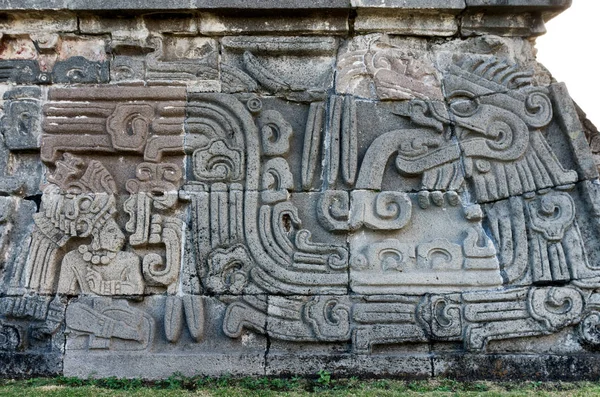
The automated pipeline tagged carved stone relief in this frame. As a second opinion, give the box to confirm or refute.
[0,7,599,379]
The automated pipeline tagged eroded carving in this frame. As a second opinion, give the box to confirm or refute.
[337,35,443,100]
[52,56,109,84]
[0,25,598,379]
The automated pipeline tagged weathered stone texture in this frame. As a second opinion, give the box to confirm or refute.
[3,0,600,381]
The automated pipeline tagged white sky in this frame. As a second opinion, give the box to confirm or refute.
[536,0,600,126]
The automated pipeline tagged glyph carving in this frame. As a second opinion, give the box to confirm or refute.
[485,188,595,286]
[318,190,412,231]
[52,56,109,84]
[0,60,50,84]
[125,162,184,293]
[163,295,204,343]
[106,104,155,152]
[1,86,41,150]
[463,286,583,351]
[206,244,254,294]
[42,86,186,163]
[257,110,292,156]
[260,158,293,203]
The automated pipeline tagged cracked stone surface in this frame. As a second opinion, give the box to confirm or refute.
[3,0,600,381]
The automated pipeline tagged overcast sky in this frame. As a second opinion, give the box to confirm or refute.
[536,0,599,126]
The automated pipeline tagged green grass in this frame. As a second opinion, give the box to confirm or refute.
[2,375,600,396]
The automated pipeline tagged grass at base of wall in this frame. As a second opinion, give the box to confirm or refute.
[1,374,600,396]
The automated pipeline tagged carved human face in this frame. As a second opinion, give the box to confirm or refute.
[98,218,125,252]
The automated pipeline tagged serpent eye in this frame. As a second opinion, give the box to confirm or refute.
[449,92,479,117]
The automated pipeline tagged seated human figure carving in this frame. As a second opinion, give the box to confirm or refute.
[57,214,143,296]
[30,153,145,296]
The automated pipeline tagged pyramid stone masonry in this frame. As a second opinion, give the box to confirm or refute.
[2,0,600,380]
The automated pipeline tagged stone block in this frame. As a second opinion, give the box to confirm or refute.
[0,90,43,195]
[63,295,267,378]
[52,57,110,84]
[433,353,600,381]
[465,0,571,11]
[351,0,465,10]
[193,0,351,9]
[348,192,501,295]
[266,348,432,378]
[56,36,108,62]
[0,0,572,12]
[549,83,599,181]
[483,184,600,287]
[79,15,149,42]
[220,48,334,98]
[142,13,198,34]
[0,352,63,378]
[111,56,146,82]
[460,11,546,37]
[199,12,348,35]
[0,11,76,34]
[0,60,50,84]
[1,86,41,150]
[0,294,66,377]
[354,10,459,36]
[430,35,549,85]
[110,36,218,86]
[0,197,37,292]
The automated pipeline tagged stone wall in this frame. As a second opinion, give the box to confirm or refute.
[3,0,600,380]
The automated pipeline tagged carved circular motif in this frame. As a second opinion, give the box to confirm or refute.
[246,97,263,113]
[475,159,491,173]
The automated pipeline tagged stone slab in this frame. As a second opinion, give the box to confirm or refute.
[460,11,547,37]
[266,351,432,378]
[0,0,571,13]
[0,0,351,10]
[351,0,465,10]
[63,296,267,378]
[0,352,63,378]
[433,353,600,381]
[0,11,76,33]
[466,0,571,10]
[354,10,458,36]
[199,12,348,35]
[64,352,266,378]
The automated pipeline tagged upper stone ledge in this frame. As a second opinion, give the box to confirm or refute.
[0,0,570,13]
[0,0,349,11]
[351,0,465,11]
[465,0,572,20]
[466,0,571,10]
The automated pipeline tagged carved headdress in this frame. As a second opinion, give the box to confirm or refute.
[448,56,535,92]
[444,56,553,129]
[39,153,118,244]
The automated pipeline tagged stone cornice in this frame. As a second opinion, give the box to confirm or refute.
[0,0,571,37]
[0,0,570,13]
